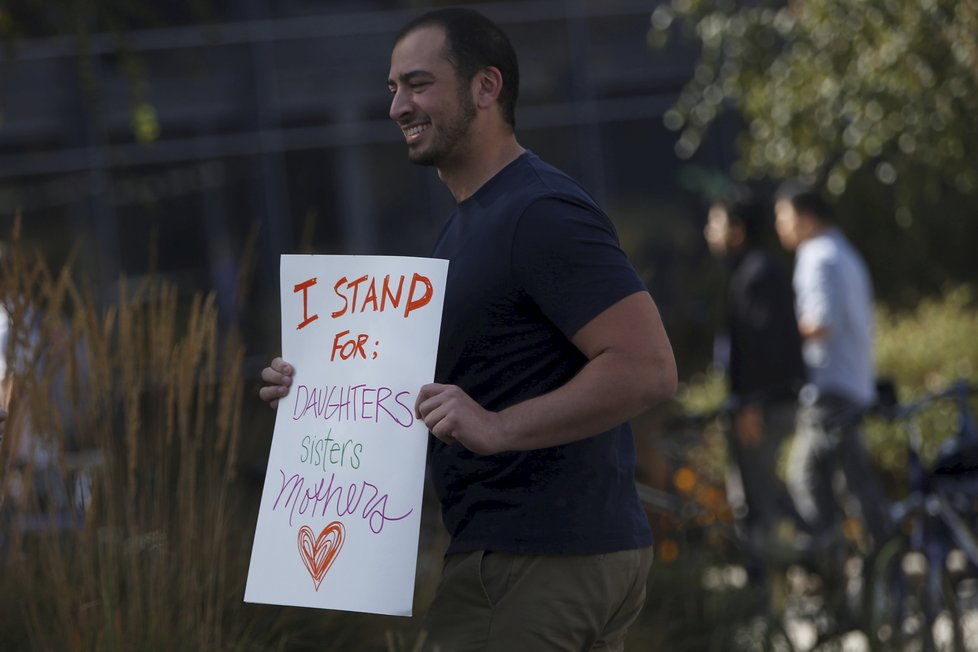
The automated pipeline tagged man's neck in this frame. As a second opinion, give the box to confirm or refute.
[798,219,831,245]
[437,135,525,203]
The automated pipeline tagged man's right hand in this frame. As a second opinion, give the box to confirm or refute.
[259,357,294,409]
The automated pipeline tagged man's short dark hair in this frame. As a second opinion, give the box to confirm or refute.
[714,185,769,244]
[396,8,519,129]
[775,179,832,222]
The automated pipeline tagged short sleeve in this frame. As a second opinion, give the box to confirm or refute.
[510,197,646,338]
[795,252,835,330]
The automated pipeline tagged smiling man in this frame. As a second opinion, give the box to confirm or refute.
[261,8,676,650]
[388,33,479,169]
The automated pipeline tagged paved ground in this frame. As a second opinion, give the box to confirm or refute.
[703,556,978,651]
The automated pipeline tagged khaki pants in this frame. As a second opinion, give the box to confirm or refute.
[420,546,653,652]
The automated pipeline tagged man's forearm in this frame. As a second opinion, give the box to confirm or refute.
[495,345,676,452]
[798,317,830,340]
[416,292,677,456]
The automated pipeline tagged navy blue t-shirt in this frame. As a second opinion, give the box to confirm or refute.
[430,151,653,555]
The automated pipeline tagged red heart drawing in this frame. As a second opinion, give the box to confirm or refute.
[297,521,346,591]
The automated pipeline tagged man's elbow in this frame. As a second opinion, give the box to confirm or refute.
[798,317,830,341]
[639,352,678,406]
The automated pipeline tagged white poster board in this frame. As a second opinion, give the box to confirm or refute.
[245,254,448,616]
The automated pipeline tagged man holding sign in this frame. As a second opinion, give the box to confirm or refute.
[261,8,676,650]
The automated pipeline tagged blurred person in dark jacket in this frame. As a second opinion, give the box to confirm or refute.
[705,186,806,566]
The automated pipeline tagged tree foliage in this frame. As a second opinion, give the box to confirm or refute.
[650,0,978,201]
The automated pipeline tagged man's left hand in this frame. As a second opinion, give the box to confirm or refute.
[415,384,506,455]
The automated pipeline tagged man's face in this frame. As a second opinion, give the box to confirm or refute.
[774,199,800,251]
[388,26,477,167]
[704,204,733,256]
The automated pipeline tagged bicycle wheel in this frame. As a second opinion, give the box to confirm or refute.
[863,534,967,652]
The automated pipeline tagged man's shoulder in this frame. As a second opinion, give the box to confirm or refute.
[798,232,841,265]
[742,248,786,271]
[737,248,791,286]
[509,151,598,207]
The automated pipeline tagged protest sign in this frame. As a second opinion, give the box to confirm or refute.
[245,254,448,616]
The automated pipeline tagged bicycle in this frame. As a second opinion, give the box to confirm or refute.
[860,379,978,652]
[641,383,949,650]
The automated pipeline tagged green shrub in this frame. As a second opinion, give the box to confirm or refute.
[867,285,978,479]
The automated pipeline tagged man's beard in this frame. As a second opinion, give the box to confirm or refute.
[409,86,477,167]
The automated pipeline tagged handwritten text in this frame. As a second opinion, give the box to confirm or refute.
[291,383,415,428]
[300,431,363,470]
[273,470,413,534]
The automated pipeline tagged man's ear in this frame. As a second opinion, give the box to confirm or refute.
[474,66,504,109]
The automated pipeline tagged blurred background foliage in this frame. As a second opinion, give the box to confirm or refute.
[867,285,978,477]
[652,286,978,651]
[650,0,978,197]
[650,0,978,305]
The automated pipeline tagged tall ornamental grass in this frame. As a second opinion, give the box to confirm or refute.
[0,229,444,652]
[0,227,249,650]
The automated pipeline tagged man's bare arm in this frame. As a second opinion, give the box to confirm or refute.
[416,291,677,455]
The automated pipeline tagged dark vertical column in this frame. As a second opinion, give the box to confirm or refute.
[243,0,293,347]
[335,106,375,254]
[64,45,120,305]
[197,157,238,328]
[566,0,606,201]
